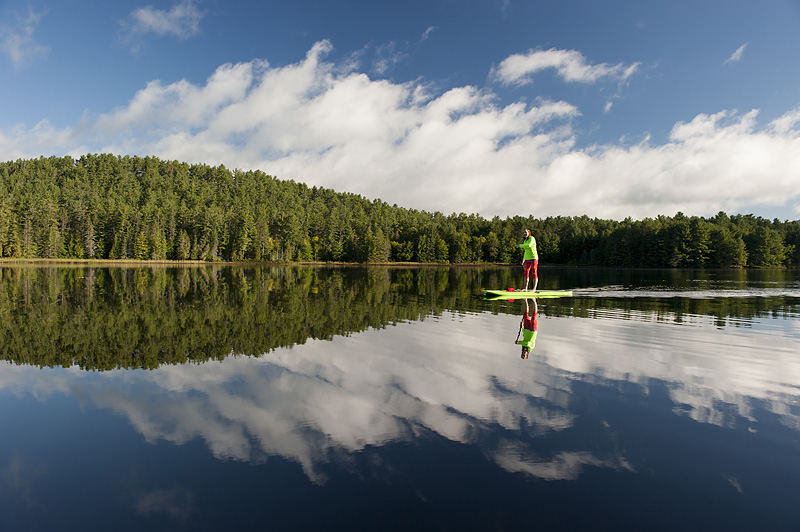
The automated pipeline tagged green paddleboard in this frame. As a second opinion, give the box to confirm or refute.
[482,289,573,299]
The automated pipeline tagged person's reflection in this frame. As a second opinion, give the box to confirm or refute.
[516,298,538,359]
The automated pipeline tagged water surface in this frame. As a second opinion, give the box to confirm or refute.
[1,265,799,531]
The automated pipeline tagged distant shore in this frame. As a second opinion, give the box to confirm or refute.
[0,258,505,268]
[2,259,790,270]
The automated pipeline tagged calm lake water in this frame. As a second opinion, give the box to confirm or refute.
[1,265,799,531]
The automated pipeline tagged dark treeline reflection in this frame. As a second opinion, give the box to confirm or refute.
[2,265,499,371]
[1,265,797,371]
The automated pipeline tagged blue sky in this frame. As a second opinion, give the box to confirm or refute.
[2,0,800,220]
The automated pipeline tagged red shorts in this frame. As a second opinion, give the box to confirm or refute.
[522,259,538,279]
[522,311,538,331]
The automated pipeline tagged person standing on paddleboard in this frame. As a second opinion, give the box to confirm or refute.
[519,228,538,291]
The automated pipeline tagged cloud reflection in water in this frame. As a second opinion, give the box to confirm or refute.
[1,307,798,484]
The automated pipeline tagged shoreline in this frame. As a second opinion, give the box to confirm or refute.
[0,258,788,270]
[0,258,503,268]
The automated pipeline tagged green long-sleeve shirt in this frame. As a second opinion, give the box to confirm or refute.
[519,236,538,261]
[515,328,538,349]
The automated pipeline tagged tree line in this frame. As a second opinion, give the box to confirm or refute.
[1,154,798,267]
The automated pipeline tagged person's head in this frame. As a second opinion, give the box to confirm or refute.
[522,228,531,238]
[521,346,530,359]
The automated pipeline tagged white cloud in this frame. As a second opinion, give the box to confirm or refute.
[372,41,406,75]
[125,0,204,41]
[724,43,748,64]
[492,47,640,86]
[2,41,800,220]
[420,26,437,42]
[0,8,49,69]
[95,60,256,133]
[371,26,438,75]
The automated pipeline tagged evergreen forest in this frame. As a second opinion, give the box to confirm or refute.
[1,154,798,268]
